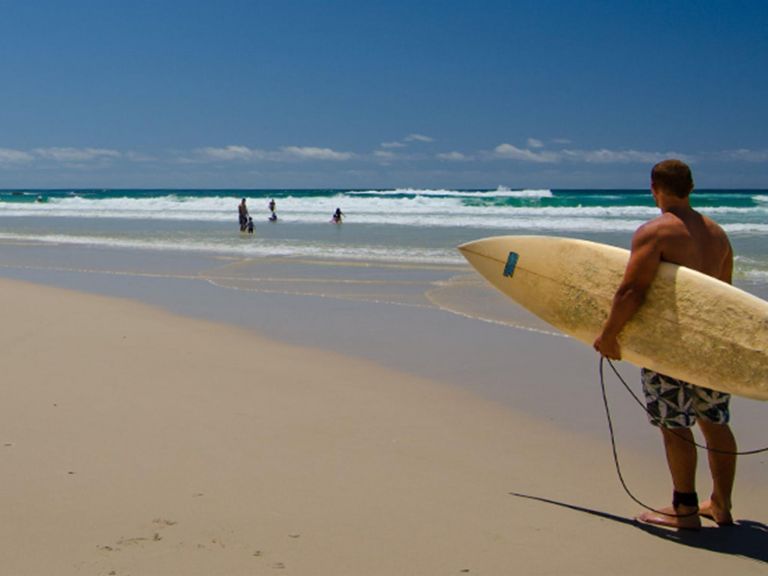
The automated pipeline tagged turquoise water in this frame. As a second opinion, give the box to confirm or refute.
[0,187,766,295]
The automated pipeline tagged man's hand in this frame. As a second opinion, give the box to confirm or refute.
[593,332,622,360]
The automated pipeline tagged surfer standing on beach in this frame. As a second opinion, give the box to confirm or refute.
[593,159,737,530]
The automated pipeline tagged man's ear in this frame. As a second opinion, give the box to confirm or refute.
[650,184,663,206]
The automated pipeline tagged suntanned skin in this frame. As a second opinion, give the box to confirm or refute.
[594,182,737,529]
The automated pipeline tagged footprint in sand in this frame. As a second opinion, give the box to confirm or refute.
[116,536,150,547]
[152,518,178,527]
[106,519,177,550]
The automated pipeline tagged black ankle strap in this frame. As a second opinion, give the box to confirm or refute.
[673,490,699,509]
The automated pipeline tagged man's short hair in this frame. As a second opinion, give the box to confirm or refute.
[651,159,694,198]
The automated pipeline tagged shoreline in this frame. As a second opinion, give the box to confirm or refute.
[0,243,765,442]
[2,249,767,573]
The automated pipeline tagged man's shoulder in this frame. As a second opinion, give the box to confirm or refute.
[641,211,697,235]
[632,213,690,253]
[635,213,675,237]
[700,212,729,236]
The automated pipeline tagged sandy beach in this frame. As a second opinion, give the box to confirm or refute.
[2,0,767,572]
[1,261,767,575]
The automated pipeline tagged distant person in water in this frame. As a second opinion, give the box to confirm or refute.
[332,207,344,224]
[268,199,278,221]
[238,198,249,231]
[247,216,254,234]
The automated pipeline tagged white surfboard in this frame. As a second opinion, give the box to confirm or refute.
[458,235,768,401]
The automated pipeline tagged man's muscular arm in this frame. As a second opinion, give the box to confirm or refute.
[593,223,662,359]
[720,241,733,285]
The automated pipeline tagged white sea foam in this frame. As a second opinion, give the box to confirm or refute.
[2,193,764,234]
[0,231,464,264]
[0,194,651,224]
[0,196,762,250]
[743,269,768,282]
[722,223,768,234]
[1,190,767,272]
[347,186,554,198]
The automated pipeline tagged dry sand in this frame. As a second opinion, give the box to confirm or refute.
[1,278,766,575]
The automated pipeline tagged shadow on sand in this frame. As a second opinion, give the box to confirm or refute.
[510,492,768,564]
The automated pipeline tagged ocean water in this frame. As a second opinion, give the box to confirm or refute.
[1,187,766,297]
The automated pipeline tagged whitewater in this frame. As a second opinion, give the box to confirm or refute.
[0,187,766,293]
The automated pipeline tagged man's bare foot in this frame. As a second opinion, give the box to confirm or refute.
[636,506,701,530]
[698,499,734,526]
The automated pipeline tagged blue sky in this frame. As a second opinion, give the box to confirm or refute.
[0,0,766,188]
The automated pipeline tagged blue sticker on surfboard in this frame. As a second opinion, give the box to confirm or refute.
[503,252,519,278]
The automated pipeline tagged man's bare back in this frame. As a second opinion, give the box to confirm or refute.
[640,207,733,283]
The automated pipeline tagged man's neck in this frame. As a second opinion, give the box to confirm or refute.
[657,194,693,215]
[661,203,693,215]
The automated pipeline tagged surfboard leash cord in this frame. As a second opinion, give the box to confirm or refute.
[598,357,768,519]
[600,357,768,456]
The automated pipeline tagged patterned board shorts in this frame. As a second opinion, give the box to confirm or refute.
[641,369,731,429]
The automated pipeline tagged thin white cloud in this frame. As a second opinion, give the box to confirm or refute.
[437,151,471,161]
[280,146,353,161]
[124,151,156,162]
[494,143,559,163]
[2,142,719,174]
[33,147,121,162]
[379,134,435,151]
[717,148,768,163]
[0,148,34,164]
[373,150,397,165]
[195,145,353,162]
[561,148,681,164]
[198,145,267,161]
[404,133,434,143]
[380,141,407,149]
[493,143,689,165]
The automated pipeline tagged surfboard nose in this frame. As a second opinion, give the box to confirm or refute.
[457,237,495,259]
[456,240,477,256]
[459,235,545,266]
[458,239,491,269]
[459,235,523,259]
[459,237,522,279]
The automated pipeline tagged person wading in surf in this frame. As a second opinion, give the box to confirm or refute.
[238,198,249,232]
[593,159,737,530]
